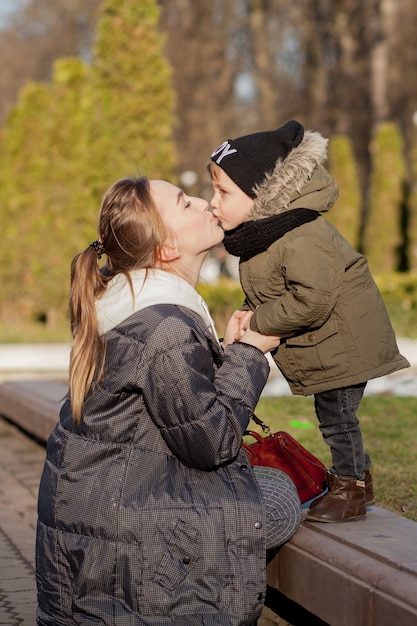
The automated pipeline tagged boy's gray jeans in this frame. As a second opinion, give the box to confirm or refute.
[314,382,371,480]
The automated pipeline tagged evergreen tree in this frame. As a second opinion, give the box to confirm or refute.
[408,138,417,272]
[0,59,90,323]
[327,135,361,248]
[364,123,406,274]
[32,58,92,325]
[84,0,176,204]
[0,0,176,325]
[0,81,51,319]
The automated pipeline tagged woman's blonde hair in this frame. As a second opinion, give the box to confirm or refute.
[69,176,167,422]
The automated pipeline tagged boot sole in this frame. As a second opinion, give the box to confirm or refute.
[305,514,367,523]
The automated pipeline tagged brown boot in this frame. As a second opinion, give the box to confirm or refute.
[310,469,375,508]
[365,469,375,505]
[305,473,367,523]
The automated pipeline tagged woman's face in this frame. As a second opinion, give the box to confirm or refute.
[150,180,224,259]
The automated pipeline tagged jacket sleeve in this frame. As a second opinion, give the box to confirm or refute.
[138,315,270,470]
[250,234,346,334]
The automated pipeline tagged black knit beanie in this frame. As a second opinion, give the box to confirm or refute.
[210,120,304,198]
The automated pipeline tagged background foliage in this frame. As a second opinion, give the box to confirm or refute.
[1,0,417,329]
[0,0,176,326]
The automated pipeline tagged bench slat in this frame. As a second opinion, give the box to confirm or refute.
[0,380,66,441]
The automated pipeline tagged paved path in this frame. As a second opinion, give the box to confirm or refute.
[0,417,43,625]
[0,344,70,382]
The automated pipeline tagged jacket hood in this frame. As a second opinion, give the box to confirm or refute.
[249,130,339,219]
[95,268,218,340]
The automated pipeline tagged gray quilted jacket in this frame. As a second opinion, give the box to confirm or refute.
[36,303,270,626]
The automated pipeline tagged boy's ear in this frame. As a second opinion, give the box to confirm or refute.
[158,243,180,263]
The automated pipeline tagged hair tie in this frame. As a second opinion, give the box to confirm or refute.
[90,240,106,260]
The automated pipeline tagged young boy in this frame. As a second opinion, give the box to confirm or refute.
[209,120,409,523]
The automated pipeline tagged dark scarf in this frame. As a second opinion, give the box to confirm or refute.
[223,209,320,261]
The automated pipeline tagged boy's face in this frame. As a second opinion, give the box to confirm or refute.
[210,166,254,231]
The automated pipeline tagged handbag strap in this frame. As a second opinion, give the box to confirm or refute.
[250,413,270,433]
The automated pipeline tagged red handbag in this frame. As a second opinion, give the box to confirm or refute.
[242,418,327,504]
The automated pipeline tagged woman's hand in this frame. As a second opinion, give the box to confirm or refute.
[239,326,282,354]
[223,309,283,354]
[223,310,253,346]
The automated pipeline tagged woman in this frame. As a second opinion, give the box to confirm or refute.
[35,177,301,625]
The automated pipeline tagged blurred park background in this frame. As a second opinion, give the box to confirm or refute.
[1,0,417,341]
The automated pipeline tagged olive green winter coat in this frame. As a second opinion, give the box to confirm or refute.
[233,131,409,395]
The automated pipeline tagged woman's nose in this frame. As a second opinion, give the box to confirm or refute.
[198,198,209,211]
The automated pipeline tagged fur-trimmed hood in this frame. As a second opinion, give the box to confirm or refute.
[249,130,339,219]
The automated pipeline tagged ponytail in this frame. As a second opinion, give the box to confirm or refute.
[68,176,167,423]
[69,245,108,423]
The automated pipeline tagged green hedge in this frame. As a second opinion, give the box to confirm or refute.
[375,273,417,338]
[1,273,417,343]
[197,280,245,337]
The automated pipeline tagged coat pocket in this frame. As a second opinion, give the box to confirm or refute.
[153,518,201,591]
[282,318,349,380]
[140,507,230,616]
[141,509,202,593]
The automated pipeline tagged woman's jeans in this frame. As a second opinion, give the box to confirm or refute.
[314,382,371,480]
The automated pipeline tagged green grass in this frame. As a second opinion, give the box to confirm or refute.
[247,395,417,522]
[0,320,72,344]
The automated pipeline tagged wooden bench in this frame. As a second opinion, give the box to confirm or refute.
[1,379,416,626]
[267,507,417,625]
[0,379,67,442]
